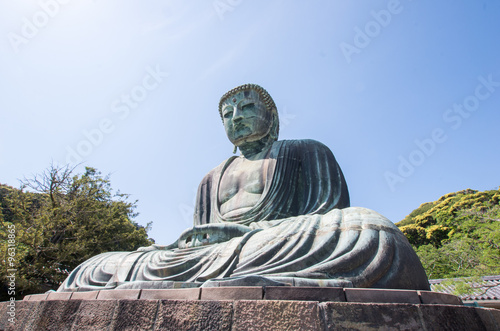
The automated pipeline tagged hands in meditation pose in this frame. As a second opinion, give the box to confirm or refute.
[58,84,430,292]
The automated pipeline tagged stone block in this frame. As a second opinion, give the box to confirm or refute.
[3,301,44,331]
[474,307,500,331]
[71,300,118,331]
[155,299,233,330]
[418,291,463,305]
[35,300,82,330]
[264,286,345,302]
[46,291,72,301]
[233,300,322,330]
[419,304,487,331]
[115,280,203,289]
[3,297,500,330]
[344,288,421,304]
[109,299,158,330]
[96,289,140,300]
[202,275,290,287]
[488,308,500,330]
[0,301,8,330]
[28,293,48,301]
[320,302,424,330]
[22,295,31,301]
[200,286,263,300]
[140,288,200,300]
[71,290,99,300]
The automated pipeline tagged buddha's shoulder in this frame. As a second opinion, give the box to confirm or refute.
[275,139,333,153]
[200,140,333,182]
[199,156,238,184]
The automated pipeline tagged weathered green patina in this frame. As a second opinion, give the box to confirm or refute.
[58,84,429,291]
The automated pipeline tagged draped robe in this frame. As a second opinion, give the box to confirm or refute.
[58,140,430,292]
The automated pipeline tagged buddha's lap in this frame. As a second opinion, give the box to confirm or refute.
[69,207,406,281]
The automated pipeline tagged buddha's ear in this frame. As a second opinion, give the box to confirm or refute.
[269,109,279,141]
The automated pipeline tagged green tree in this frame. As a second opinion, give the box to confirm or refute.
[0,165,154,300]
[397,188,500,279]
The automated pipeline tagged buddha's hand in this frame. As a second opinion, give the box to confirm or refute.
[178,223,252,248]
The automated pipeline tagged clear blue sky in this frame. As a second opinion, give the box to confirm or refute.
[1,0,499,245]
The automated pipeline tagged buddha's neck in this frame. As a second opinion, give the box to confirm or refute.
[238,136,274,160]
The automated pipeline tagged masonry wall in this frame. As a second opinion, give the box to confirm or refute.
[2,298,500,330]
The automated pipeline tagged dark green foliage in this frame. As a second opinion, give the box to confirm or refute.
[397,188,500,279]
[0,165,154,300]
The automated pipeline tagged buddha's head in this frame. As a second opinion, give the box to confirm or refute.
[219,84,279,147]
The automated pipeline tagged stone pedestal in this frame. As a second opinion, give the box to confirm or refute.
[2,287,499,330]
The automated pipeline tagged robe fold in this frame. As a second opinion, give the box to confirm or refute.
[58,140,430,292]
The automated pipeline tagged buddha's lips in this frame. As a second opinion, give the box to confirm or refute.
[233,123,249,132]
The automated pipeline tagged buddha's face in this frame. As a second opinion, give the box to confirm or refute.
[221,89,273,146]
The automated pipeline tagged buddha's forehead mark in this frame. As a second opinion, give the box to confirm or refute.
[228,90,258,105]
[225,91,248,107]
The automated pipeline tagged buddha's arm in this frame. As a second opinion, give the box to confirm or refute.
[137,223,253,251]
[177,223,253,248]
[137,240,178,252]
[248,218,290,230]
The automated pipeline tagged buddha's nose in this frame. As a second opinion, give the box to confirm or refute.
[233,108,244,122]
